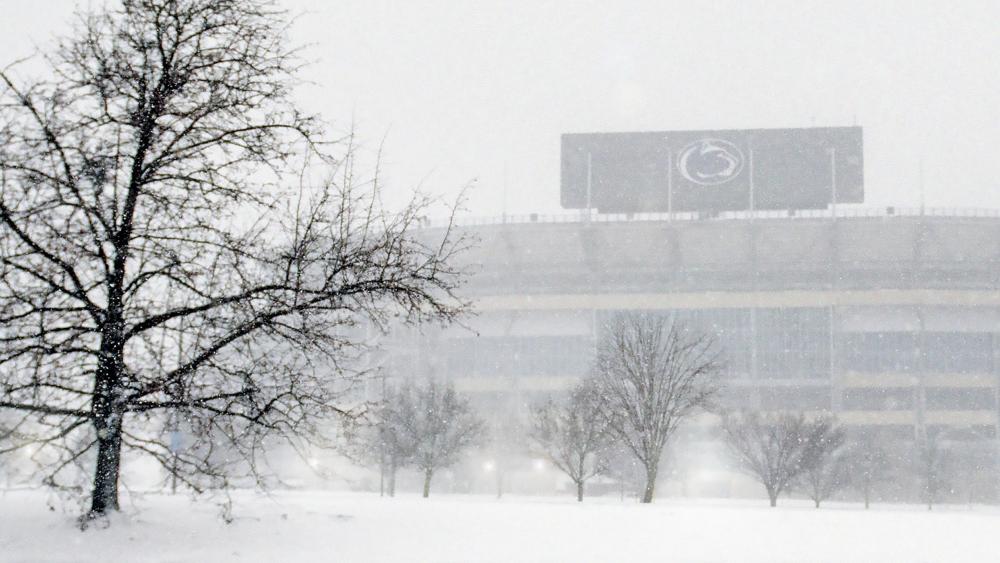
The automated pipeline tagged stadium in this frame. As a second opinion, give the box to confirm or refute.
[386,126,1000,497]
[414,208,1000,434]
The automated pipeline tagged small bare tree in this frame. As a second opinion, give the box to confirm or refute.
[400,379,485,498]
[723,412,842,507]
[797,422,846,508]
[952,439,995,507]
[343,384,416,497]
[915,432,951,510]
[593,314,721,503]
[844,431,892,509]
[530,379,612,502]
[489,407,525,500]
[604,445,646,502]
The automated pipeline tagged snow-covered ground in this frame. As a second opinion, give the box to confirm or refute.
[2,489,1000,562]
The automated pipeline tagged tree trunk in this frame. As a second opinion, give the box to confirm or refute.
[422,469,433,498]
[640,466,657,503]
[864,490,870,510]
[814,498,821,508]
[170,453,179,495]
[576,481,584,502]
[496,468,503,499]
[387,464,397,498]
[90,301,127,517]
[767,486,778,507]
[89,414,124,515]
[379,453,385,497]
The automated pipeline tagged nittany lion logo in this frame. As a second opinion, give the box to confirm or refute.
[677,139,745,186]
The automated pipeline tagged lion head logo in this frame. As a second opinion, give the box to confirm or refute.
[677,139,745,186]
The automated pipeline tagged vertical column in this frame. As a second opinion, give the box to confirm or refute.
[830,306,842,412]
[829,147,838,219]
[748,204,761,409]
[749,306,761,410]
[666,148,673,221]
[992,330,1000,496]
[584,152,593,222]
[748,148,755,220]
[829,204,842,415]
[590,306,599,378]
[914,307,927,441]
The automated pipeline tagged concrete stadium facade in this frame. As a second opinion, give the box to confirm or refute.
[396,208,1000,442]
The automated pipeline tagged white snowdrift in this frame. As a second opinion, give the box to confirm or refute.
[2,489,999,562]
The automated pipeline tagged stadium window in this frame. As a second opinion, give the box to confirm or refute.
[758,386,831,410]
[441,335,594,378]
[839,332,918,373]
[842,388,914,410]
[754,308,830,379]
[678,309,753,378]
[922,332,994,374]
[925,388,996,410]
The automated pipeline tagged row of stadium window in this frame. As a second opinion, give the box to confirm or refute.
[719,387,998,411]
[841,424,997,441]
[426,331,995,378]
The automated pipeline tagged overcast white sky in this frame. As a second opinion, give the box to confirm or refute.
[1,0,997,215]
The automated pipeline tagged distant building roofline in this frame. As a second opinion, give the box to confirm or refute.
[426,206,1000,229]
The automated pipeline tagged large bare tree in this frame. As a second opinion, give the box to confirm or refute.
[0,0,468,518]
[593,313,721,503]
[530,379,611,502]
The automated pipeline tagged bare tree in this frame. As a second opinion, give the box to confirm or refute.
[914,432,951,511]
[343,384,417,497]
[844,430,892,509]
[0,420,16,486]
[797,421,846,508]
[380,386,419,498]
[530,380,611,502]
[723,412,842,507]
[593,314,721,503]
[604,445,645,502]
[952,439,996,507]
[0,0,469,518]
[400,379,484,498]
[488,406,525,499]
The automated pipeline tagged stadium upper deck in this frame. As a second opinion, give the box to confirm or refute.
[398,208,1000,438]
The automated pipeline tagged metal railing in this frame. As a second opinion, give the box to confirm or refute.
[425,206,1000,229]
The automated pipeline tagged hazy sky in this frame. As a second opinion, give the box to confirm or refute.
[2,0,997,215]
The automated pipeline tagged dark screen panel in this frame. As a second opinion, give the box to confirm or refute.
[561,126,863,213]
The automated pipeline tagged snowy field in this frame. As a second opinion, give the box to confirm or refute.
[3,490,1000,562]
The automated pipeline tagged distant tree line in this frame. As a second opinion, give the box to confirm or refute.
[347,379,485,498]
[351,313,723,503]
[349,312,995,510]
[721,412,985,510]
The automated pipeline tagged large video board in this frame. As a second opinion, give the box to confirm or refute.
[561,127,863,213]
